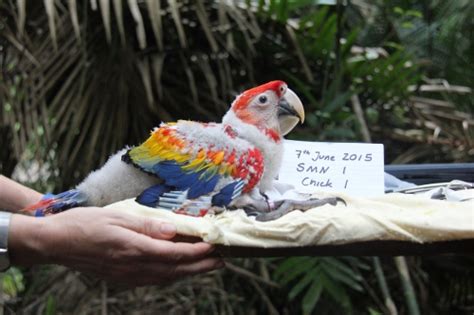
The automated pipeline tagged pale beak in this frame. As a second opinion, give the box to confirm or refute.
[278,88,305,136]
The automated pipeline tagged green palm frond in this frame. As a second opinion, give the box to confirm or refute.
[3,0,273,188]
[2,0,353,187]
[2,1,474,314]
[274,257,368,314]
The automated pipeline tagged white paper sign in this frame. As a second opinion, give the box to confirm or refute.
[278,140,385,196]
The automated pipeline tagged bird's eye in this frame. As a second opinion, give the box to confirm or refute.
[258,95,268,104]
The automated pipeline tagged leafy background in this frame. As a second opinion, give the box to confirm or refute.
[0,0,473,314]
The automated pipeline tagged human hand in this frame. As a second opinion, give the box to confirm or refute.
[9,207,223,286]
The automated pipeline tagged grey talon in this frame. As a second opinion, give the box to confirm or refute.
[336,197,347,206]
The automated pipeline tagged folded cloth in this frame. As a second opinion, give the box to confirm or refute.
[106,188,474,248]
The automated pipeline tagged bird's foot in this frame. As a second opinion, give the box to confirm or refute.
[229,193,272,216]
[229,192,346,221]
[255,197,346,222]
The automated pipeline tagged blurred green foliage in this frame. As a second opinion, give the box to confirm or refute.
[2,267,25,298]
[274,257,368,314]
[0,0,473,314]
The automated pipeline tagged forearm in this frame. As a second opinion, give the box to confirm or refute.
[0,175,43,211]
[8,214,50,266]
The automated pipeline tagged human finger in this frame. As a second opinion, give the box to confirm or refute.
[132,236,215,262]
[111,211,178,240]
[171,257,225,277]
[171,235,203,243]
[103,257,223,286]
[137,257,224,284]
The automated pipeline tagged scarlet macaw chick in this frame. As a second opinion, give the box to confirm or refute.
[24,81,343,221]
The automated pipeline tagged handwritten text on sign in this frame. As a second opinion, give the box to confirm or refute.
[278,140,385,196]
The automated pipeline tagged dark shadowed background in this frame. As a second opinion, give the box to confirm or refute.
[1,0,473,314]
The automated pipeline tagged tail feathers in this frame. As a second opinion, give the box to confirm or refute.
[150,180,245,217]
[157,190,212,217]
[136,184,171,208]
[22,189,88,216]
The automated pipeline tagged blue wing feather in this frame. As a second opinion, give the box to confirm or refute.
[187,174,219,199]
[124,122,256,213]
[211,181,244,207]
[136,184,172,207]
[152,160,222,199]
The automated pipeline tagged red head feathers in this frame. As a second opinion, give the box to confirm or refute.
[226,80,288,142]
[232,80,287,111]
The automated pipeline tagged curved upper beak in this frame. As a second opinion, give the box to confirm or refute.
[278,88,305,136]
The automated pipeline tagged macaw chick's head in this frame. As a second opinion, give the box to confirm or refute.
[226,80,305,138]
